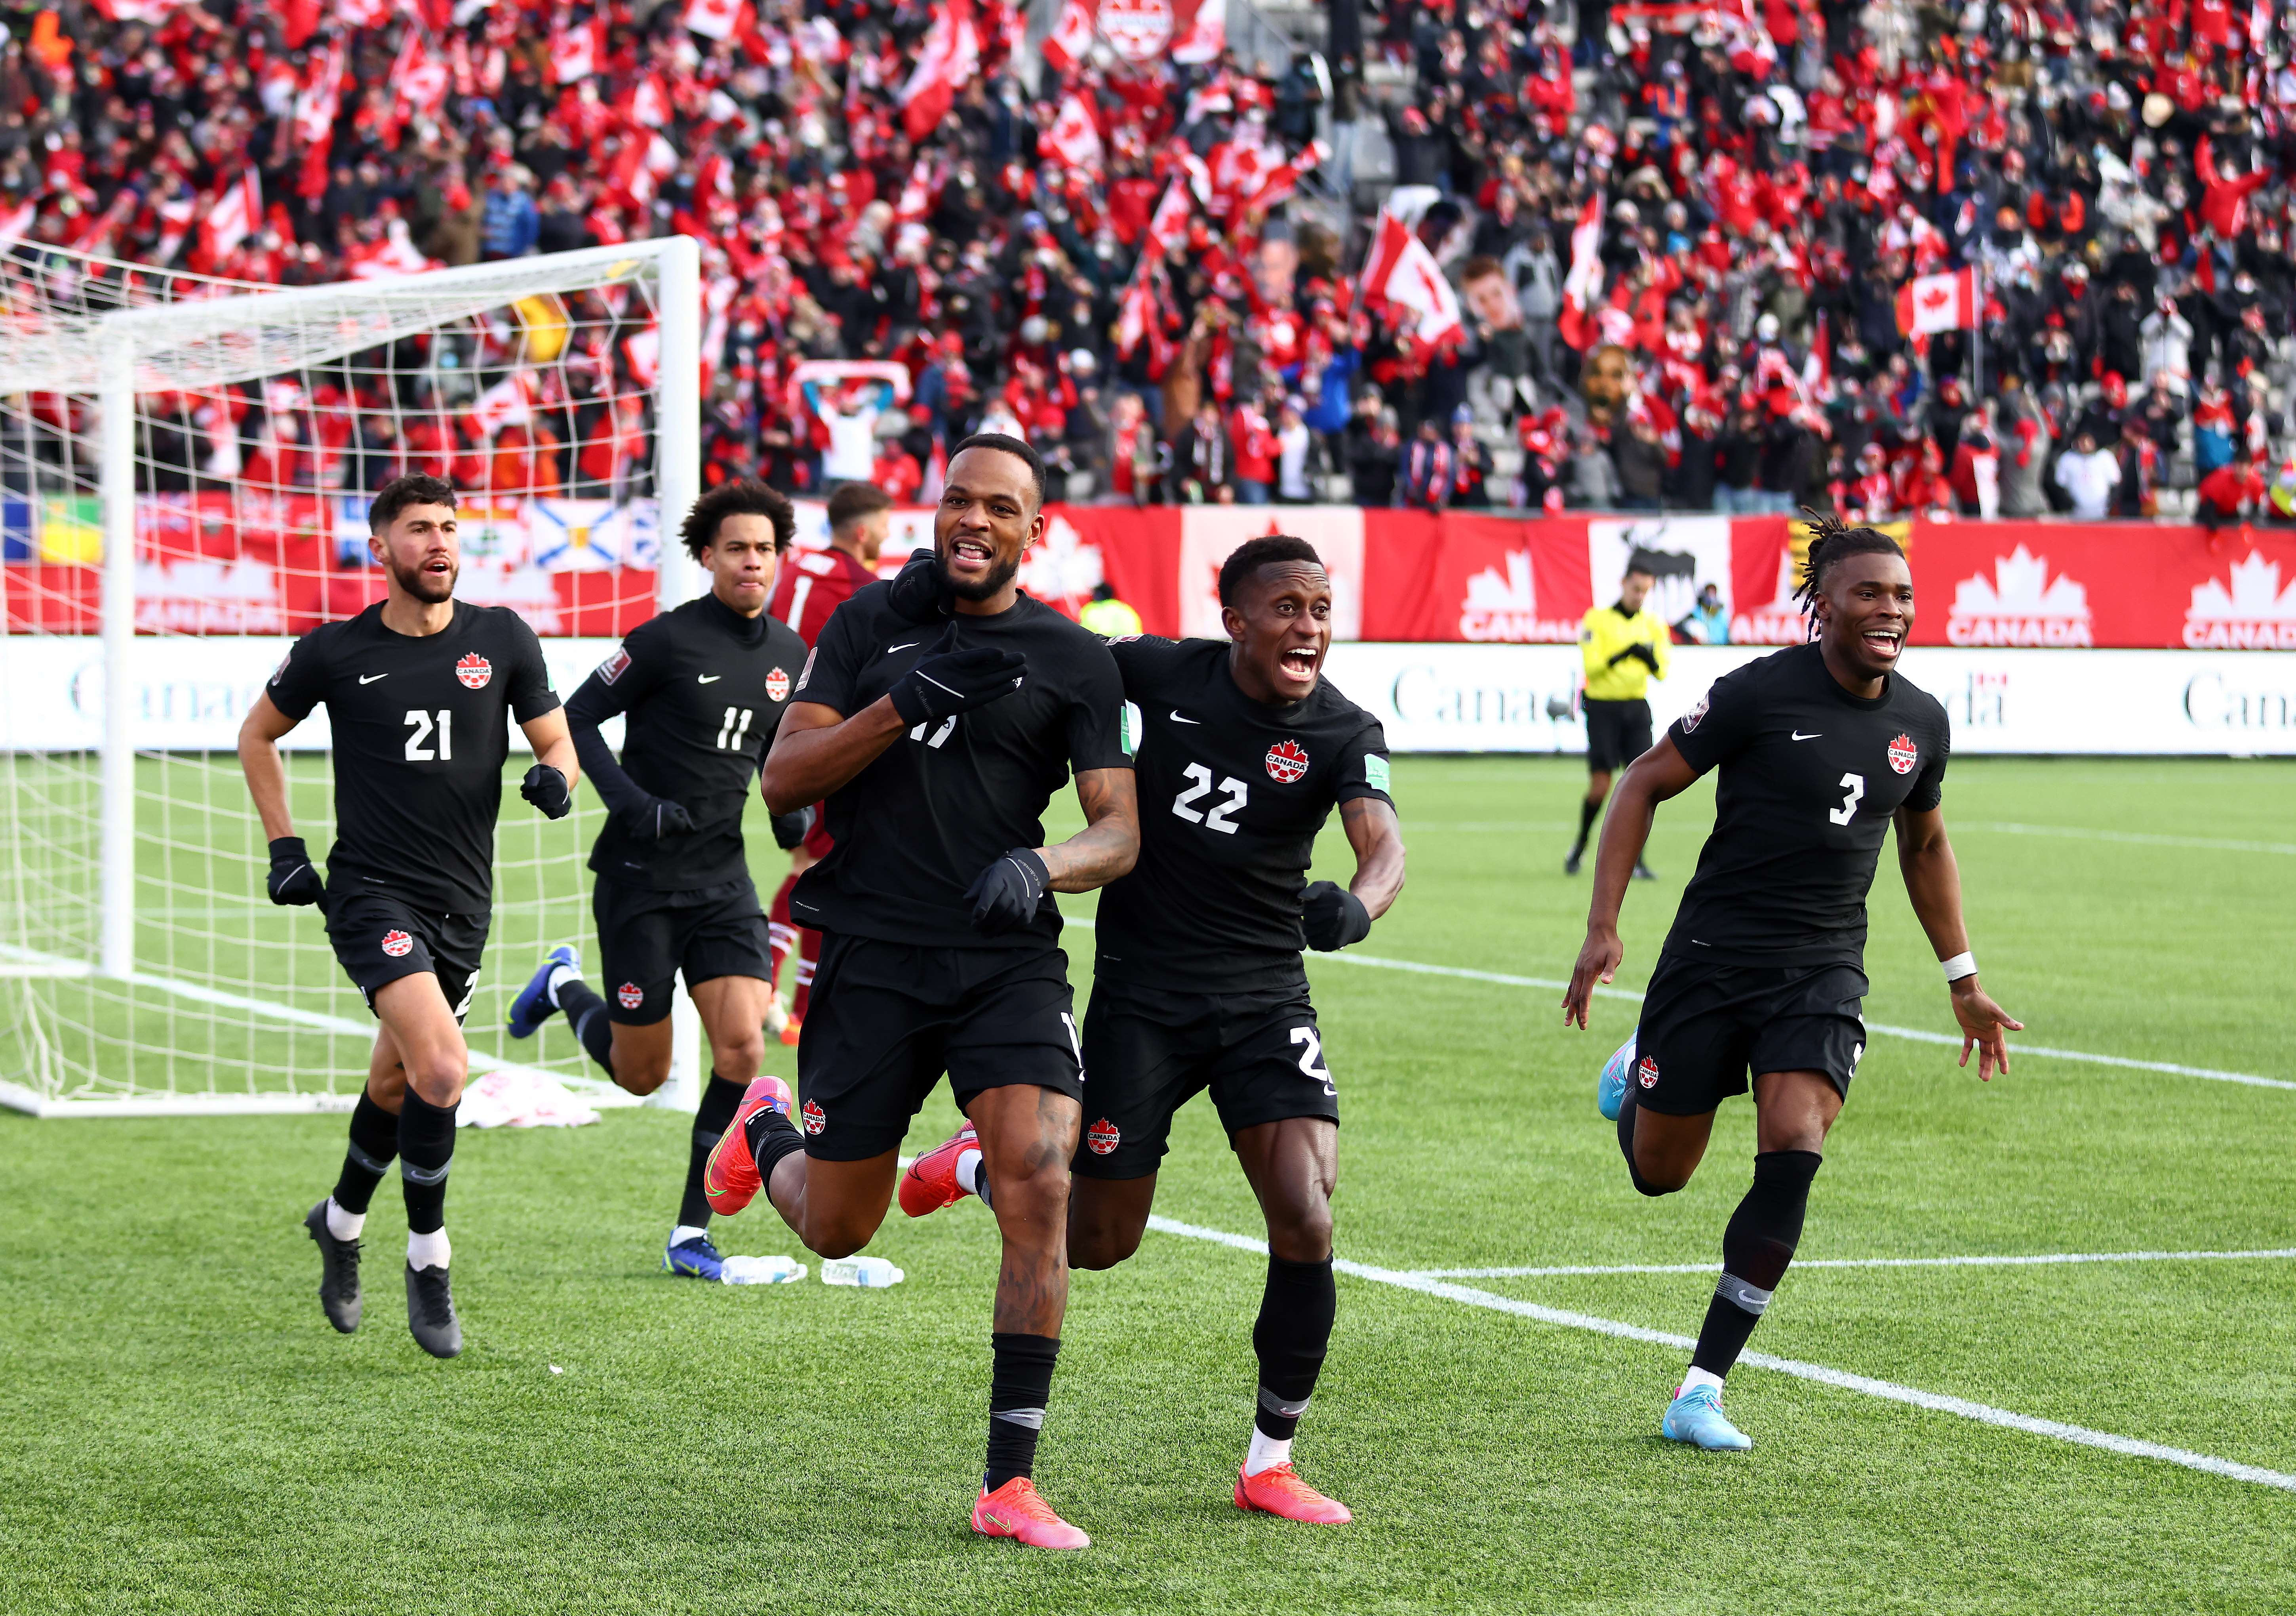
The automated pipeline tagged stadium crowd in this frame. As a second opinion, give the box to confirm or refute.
[10,0,2296,524]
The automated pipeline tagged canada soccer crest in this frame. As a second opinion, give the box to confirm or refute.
[456,653,493,690]
[1887,733,1918,775]
[1086,1118,1121,1156]
[801,1099,826,1136]
[1266,739,1310,783]
[380,930,414,959]
[765,666,791,702]
[617,981,644,1010]
[1637,1054,1660,1090]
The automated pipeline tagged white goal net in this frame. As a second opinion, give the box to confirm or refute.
[0,238,702,1116]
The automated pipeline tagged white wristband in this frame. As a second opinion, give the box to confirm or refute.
[1940,951,1978,983]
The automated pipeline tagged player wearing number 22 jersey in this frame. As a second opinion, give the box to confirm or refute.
[906,533,1407,1528]
[1563,518,2021,1454]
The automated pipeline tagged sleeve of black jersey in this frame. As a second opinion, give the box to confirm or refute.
[1103,633,1180,694]
[1065,638,1133,774]
[1666,664,1760,774]
[563,625,664,818]
[1905,706,1950,814]
[1332,721,1395,807]
[505,613,562,723]
[790,590,869,715]
[264,629,329,721]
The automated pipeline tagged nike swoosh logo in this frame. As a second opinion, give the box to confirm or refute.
[1169,710,1200,724]
[359,674,387,684]
[887,642,918,655]
[1791,731,1822,741]
[697,674,722,684]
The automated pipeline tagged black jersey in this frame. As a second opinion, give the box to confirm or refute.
[1663,641,1950,969]
[266,600,560,915]
[790,584,1129,950]
[564,592,809,890]
[1094,636,1392,994]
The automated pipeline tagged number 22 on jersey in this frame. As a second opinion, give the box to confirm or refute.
[1171,762,1247,833]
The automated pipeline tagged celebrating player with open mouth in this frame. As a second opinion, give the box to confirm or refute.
[703,434,1139,1549]
[240,475,578,1359]
[503,479,813,1283]
[1563,516,2022,1450]
[910,535,1406,1524]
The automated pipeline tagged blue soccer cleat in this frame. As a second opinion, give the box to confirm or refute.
[1598,1033,1637,1121]
[507,944,580,1039]
[1662,1383,1753,1451]
[664,1232,728,1281]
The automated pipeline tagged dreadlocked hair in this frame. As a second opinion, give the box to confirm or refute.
[1793,511,1905,617]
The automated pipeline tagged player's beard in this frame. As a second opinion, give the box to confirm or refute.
[937,544,1020,602]
[389,554,457,603]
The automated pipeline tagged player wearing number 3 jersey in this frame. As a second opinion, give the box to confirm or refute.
[1563,516,2021,1452]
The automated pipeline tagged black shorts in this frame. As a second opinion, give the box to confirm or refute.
[796,934,1085,1161]
[593,875,772,1025]
[1072,980,1338,1180]
[1584,696,1654,772]
[324,891,489,1022]
[1631,952,1869,1117]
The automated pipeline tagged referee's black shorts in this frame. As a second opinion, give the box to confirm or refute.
[1583,696,1654,772]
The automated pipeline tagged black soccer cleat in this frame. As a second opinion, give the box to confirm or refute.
[1563,846,1584,876]
[1632,860,1658,881]
[304,1200,362,1333]
[405,1263,463,1359]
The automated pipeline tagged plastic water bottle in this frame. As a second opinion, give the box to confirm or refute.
[820,1255,905,1288]
[720,1254,806,1285]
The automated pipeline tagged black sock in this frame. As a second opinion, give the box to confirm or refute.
[1252,1256,1336,1441]
[985,1332,1060,1491]
[332,1089,399,1215]
[741,1103,807,1198]
[1573,795,1601,852]
[397,1088,458,1238]
[679,1073,746,1229]
[1690,1149,1822,1378]
[1617,1084,1670,1197]
[556,979,617,1075]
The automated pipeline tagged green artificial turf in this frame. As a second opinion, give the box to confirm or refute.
[2,757,2292,1614]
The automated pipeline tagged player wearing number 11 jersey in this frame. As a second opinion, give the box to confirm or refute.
[1563,517,2021,1452]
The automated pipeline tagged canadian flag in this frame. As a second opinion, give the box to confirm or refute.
[624,324,662,389]
[1144,179,1193,257]
[348,218,436,279]
[1116,272,1157,357]
[1042,0,1095,72]
[333,0,394,26]
[549,18,600,84]
[1359,211,1464,346]
[0,198,36,246]
[1045,93,1103,170]
[1895,267,1979,336]
[1171,0,1226,63]
[293,40,346,149]
[469,373,535,438]
[389,30,450,143]
[90,0,183,19]
[154,191,198,262]
[632,74,672,130]
[899,0,979,143]
[1240,138,1325,215]
[200,169,262,262]
[682,0,744,42]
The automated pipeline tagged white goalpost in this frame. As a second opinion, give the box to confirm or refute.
[0,237,704,1117]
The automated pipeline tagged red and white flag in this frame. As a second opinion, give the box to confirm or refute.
[333,0,394,27]
[1171,0,1226,63]
[90,0,183,20]
[1895,267,1979,336]
[1042,0,1095,72]
[154,191,199,263]
[1240,138,1325,215]
[631,73,671,130]
[469,373,535,438]
[1045,93,1103,170]
[624,324,662,389]
[1562,193,1603,314]
[201,169,262,262]
[0,197,36,247]
[388,29,450,144]
[1144,179,1193,257]
[1360,211,1463,345]
[549,17,600,84]
[899,0,978,143]
[293,40,346,149]
[682,0,744,42]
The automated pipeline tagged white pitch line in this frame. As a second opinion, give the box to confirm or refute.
[1412,1248,2296,1280]
[1143,1214,2296,1496]
[1960,821,2296,858]
[1057,917,2296,1092]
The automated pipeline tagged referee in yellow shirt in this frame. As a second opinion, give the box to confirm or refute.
[1567,560,1668,878]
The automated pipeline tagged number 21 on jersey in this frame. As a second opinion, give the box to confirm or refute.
[1172,762,1247,833]
[404,709,452,760]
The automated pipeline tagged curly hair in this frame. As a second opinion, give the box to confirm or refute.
[681,478,796,560]
[1793,511,1905,618]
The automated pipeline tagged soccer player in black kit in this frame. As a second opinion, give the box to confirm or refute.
[908,534,1407,1525]
[238,474,579,1359]
[502,479,813,1283]
[1563,518,2022,1450]
[700,434,1139,1550]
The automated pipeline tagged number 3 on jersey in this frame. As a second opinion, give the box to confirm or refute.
[1172,762,1247,833]
[1828,772,1866,825]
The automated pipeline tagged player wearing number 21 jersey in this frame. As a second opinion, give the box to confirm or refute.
[905,534,1407,1528]
[1563,518,2021,1453]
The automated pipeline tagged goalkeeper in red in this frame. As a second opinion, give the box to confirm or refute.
[1563,517,2021,1451]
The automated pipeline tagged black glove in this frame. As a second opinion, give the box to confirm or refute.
[1300,881,1372,952]
[521,763,572,820]
[963,846,1050,936]
[266,836,324,907]
[884,548,955,624]
[617,797,695,841]
[888,624,1027,728]
[770,805,816,850]
[1628,641,1661,673]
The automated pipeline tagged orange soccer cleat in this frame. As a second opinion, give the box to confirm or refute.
[971,1477,1089,1550]
[777,1014,802,1047]
[898,1121,979,1218]
[1235,1462,1353,1525]
[702,1075,794,1217]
